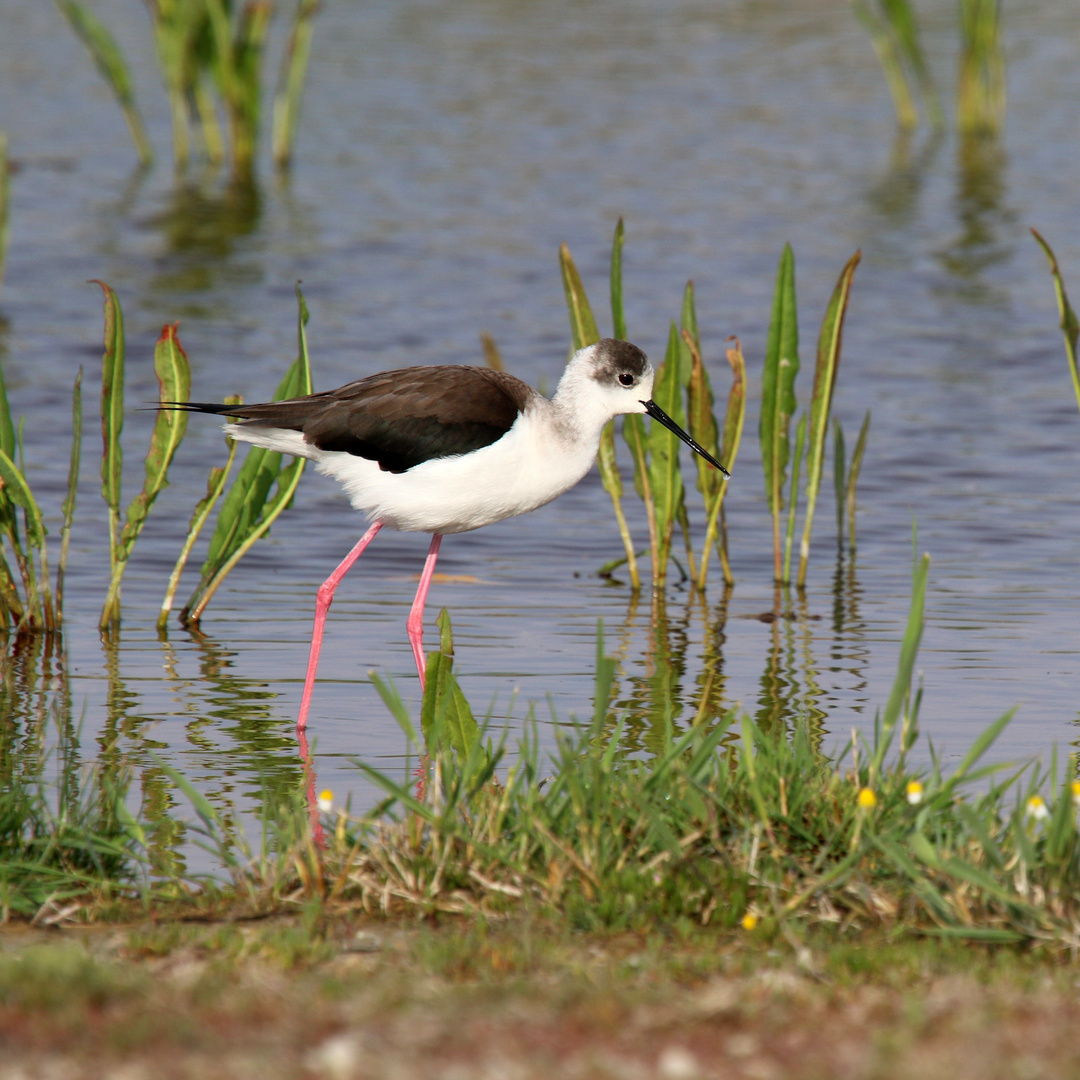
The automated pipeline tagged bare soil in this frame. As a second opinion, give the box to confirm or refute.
[3,916,1080,1080]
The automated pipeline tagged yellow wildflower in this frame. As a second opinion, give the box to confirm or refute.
[906,780,924,806]
[741,912,758,931]
[857,787,877,809]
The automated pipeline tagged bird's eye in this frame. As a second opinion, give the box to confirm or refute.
[618,372,635,387]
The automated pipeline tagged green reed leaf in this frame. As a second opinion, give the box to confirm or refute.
[846,410,871,550]
[185,286,314,623]
[93,281,124,570]
[647,322,689,586]
[559,242,600,352]
[1031,229,1080,419]
[561,238,638,586]
[272,0,320,170]
[610,218,627,341]
[797,250,860,588]
[715,339,746,586]
[101,322,191,629]
[852,0,942,131]
[55,368,82,624]
[0,132,9,295]
[0,448,46,550]
[158,435,237,631]
[760,244,799,581]
[957,0,1005,138]
[51,0,154,166]
[421,609,483,762]
[833,417,846,547]
[480,331,505,371]
[118,324,191,560]
[783,414,807,584]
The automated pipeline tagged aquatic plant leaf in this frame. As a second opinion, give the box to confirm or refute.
[421,609,483,762]
[118,324,191,559]
[852,0,942,130]
[560,239,638,586]
[647,322,689,584]
[797,250,860,588]
[272,0,320,169]
[158,430,237,630]
[55,368,83,623]
[185,287,313,622]
[94,281,124,570]
[0,448,46,549]
[480,331,505,372]
[783,413,806,584]
[100,322,191,629]
[760,244,799,580]
[846,410,871,550]
[51,0,154,165]
[0,132,8,295]
[1031,229,1080,419]
[957,0,1005,137]
[559,242,600,352]
[609,217,627,341]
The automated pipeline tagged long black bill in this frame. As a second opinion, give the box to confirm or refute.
[641,399,731,478]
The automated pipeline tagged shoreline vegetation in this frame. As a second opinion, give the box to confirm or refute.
[6,553,1080,945]
[7,556,1080,1076]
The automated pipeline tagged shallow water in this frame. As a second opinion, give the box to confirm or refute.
[2,0,1080,846]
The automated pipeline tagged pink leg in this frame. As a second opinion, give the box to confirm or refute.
[296,726,325,848]
[297,521,383,730]
[407,534,443,690]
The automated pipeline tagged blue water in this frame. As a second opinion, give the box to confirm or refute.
[2,0,1080,845]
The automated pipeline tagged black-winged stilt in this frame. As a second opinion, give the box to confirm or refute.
[176,339,728,728]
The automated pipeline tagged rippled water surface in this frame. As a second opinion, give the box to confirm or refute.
[2,0,1080,836]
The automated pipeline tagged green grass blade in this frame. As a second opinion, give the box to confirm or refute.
[369,672,419,749]
[871,552,929,778]
[1031,229,1080,418]
[760,244,799,582]
[797,250,860,588]
[272,0,319,170]
[51,0,154,166]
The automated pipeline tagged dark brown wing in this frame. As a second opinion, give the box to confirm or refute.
[211,366,534,474]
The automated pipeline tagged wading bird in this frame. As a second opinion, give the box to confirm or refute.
[176,339,728,727]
